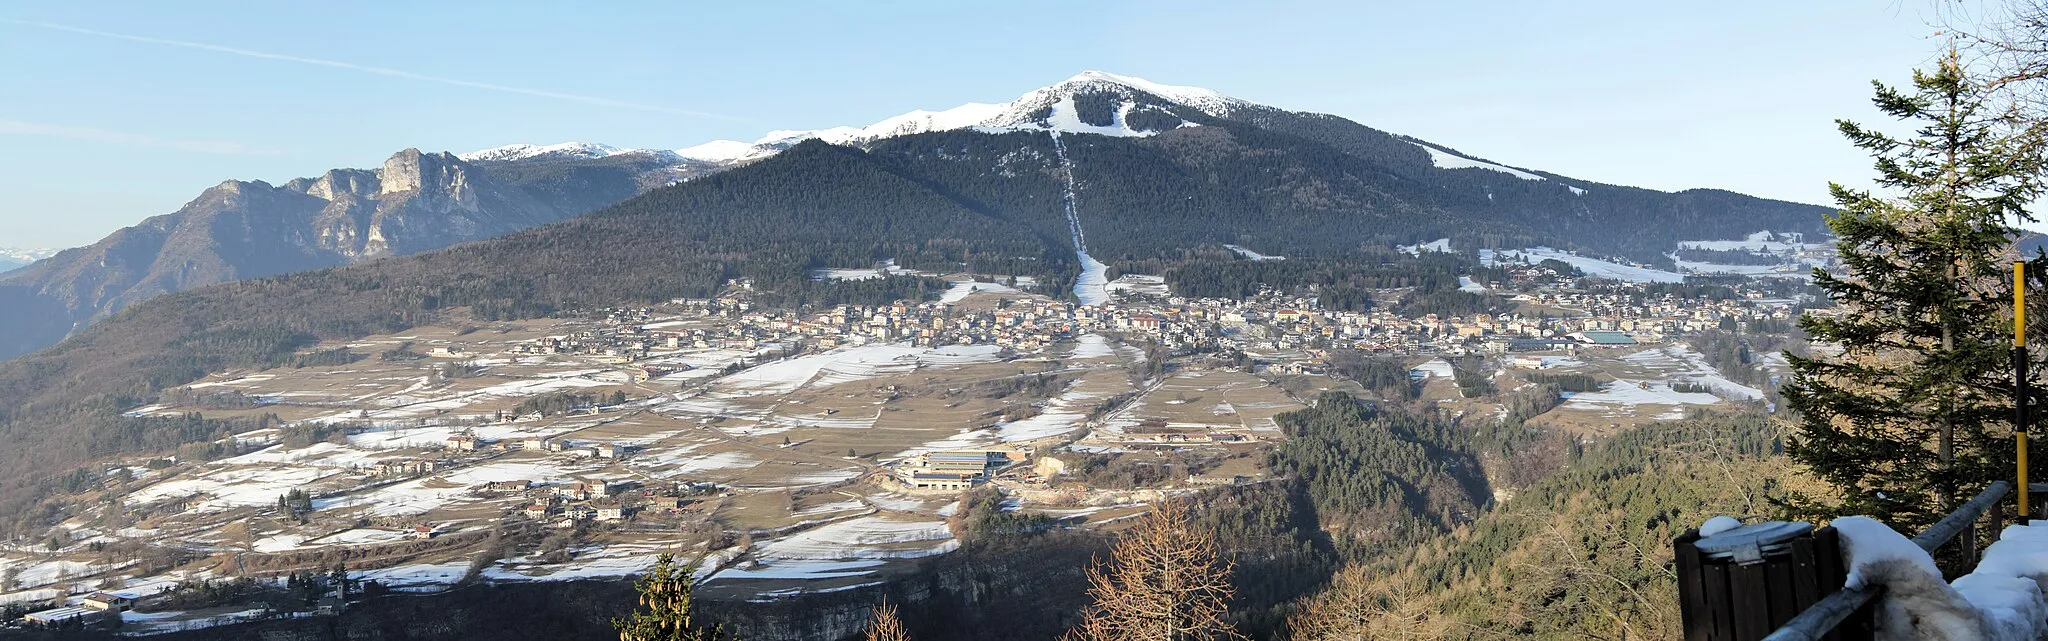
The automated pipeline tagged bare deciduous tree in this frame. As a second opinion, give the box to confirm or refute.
[1287,564,1447,641]
[1943,0,2048,120]
[864,599,912,641]
[1063,501,1242,641]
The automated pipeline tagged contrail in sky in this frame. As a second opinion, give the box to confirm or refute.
[0,118,282,156]
[1,18,743,121]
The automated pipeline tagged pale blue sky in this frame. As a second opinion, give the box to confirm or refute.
[0,1,1948,248]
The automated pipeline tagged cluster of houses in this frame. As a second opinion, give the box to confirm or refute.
[1106,289,1800,355]
[443,432,628,460]
[508,296,1098,363]
[476,263,1811,379]
[431,476,711,525]
[506,478,708,524]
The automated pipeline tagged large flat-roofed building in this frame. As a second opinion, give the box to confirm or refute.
[896,449,1021,491]
[24,606,111,626]
[907,473,979,491]
[1572,330,1639,346]
[923,451,1009,475]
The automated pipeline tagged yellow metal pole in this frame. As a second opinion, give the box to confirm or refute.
[2019,261,2030,522]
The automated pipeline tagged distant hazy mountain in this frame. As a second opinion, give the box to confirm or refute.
[0,149,720,360]
[0,248,58,273]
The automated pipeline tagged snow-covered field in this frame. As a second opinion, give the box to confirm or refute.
[1622,345,1765,401]
[939,279,1021,303]
[352,561,472,590]
[487,544,673,582]
[1676,231,1820,253]
[1554,345,1765,420]
[221,442,397,468]
[127,466,339,513]
[810,259,932,282]
[0,558,100,590]
[1562,381,1721,414]
[1483,247,1685,283]
[708,516,957,583]
[1224,244,1285,261]
[715,343,1005,395]
[1410,358,1456,379]
[1667,232,1829,279]
[251,528,409,553]
[1070,334,1118,360]
[1106,274,1169,298]
[1668,257,1809,278]
[1398,238,1452,255]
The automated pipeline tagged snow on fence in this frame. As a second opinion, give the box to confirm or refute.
[1677,481,2021,641]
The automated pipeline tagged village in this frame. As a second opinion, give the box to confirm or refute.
[514,258,1808,377]
[0,245,1819,633]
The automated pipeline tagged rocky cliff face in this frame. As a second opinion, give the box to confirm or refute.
[126,537,1099,641]
[0,148,703,361]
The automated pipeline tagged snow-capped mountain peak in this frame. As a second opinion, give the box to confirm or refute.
[0,247,60,271]
[673,139,762,163]
[459,142,639,162]
[463,72,1255,166]
[665,70,1243,163]
[1045,70,1248,118]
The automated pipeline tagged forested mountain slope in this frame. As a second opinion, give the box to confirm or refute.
[1289,415,1794,640]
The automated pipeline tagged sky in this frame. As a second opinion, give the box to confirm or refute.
[0,1,1965,248]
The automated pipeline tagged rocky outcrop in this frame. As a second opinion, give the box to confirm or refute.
[0,148,699,361]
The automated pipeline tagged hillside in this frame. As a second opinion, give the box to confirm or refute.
[1287,414,1798,640]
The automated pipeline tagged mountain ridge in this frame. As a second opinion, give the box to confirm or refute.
[0,70,1830,363]
[476,71,1795,208]
[0,147,713,360]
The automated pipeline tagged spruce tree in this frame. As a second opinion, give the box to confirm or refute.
[1783,49,2044,530]
[614,554,730,641]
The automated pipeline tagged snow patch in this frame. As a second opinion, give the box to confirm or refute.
[1224,244,1284,261]
[1106,274,1168,299]
[940,280,1020,304]
[1398,239,1452,256]
[1699,516,1742,537]
[1409,359,1455,380]
[459,142,651,162]
[1412,143,1545,181]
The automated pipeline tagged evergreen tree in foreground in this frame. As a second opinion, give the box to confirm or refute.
[615,553,730,641]
[1783,48,2044,530]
